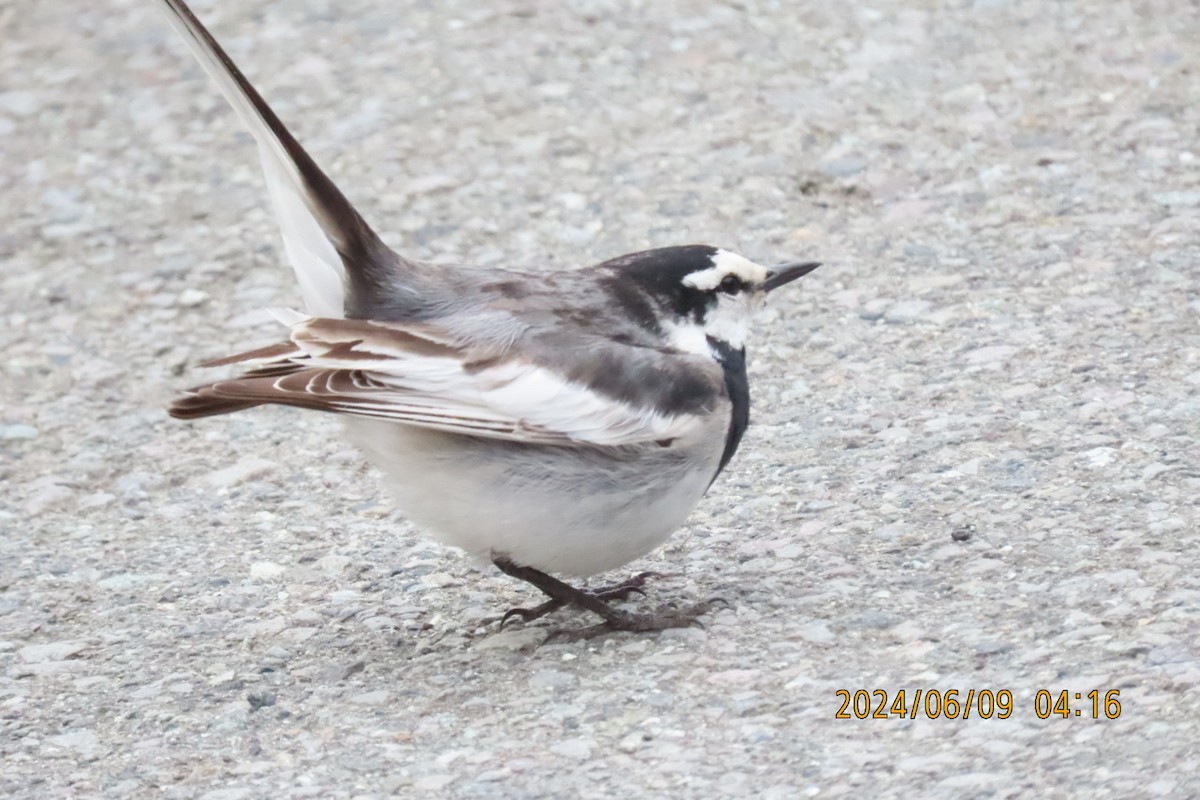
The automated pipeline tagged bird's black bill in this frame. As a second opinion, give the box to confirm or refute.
[763,261,821,292]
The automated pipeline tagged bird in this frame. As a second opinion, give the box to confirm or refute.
[155,0,820,632]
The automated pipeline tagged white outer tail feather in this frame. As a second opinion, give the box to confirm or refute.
[157,0,346,318]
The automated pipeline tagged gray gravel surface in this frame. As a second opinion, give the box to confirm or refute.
[3,0,1199,797]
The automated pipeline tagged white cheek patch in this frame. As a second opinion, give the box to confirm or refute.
[701,292,758,350]
[682,249,769,291]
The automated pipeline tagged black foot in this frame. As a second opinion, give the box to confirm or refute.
[595,600,713,632]
[545,600,720,642]
[493,559,706,633]
[593,571,664,602]
[499,597,565,629]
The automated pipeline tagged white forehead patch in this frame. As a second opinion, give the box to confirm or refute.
[681,249,769,291]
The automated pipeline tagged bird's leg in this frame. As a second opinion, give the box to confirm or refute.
[493,558,706,632]
[497,580,658,630]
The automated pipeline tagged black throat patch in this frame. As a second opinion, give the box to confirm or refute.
[708,337,749,486]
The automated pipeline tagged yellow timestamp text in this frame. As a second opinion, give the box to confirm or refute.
[834,689,1122,720]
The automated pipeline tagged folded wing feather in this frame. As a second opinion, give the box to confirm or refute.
[171,316,707,448]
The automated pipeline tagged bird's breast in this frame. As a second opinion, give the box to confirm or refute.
[344,416,726,576]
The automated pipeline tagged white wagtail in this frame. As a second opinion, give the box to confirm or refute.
[157,0,820,632]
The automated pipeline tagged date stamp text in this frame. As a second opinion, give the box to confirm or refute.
[834,689,1122,720]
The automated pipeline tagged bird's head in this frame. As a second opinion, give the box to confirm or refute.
[605,245,820,359]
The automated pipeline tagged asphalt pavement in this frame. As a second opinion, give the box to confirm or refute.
[1,0,1197,797]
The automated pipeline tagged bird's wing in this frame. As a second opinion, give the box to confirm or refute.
[171,315,719,448]
[157,0,403,318]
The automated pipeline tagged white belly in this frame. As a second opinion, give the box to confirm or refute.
[345,419,722,577]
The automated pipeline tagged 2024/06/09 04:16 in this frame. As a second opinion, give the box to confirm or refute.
[834,689,1123,720]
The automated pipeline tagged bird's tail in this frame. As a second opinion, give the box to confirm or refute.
[156,0,405,318]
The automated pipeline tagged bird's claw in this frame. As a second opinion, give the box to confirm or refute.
[498,598,565,630]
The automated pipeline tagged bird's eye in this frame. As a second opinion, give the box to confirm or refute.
[718,275,742,294]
